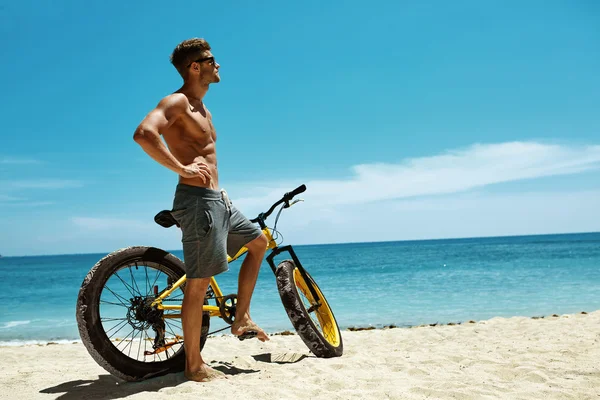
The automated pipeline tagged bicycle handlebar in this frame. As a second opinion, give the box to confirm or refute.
[250,184,306,224]
[286,184,306,199]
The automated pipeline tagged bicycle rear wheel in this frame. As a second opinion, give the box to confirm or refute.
[275,260,343,358]
[76,246,210,381]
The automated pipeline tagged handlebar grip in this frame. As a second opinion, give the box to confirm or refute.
[286,184,306,199]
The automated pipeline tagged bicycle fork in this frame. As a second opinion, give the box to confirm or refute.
[266,245,322,306]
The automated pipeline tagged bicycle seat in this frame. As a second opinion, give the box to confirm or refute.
[154,210,179,228]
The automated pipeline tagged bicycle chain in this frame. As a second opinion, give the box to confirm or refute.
[162,296,225,302]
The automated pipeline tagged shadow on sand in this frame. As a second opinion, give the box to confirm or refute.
[40,363,260,400]
[252,352,311,364]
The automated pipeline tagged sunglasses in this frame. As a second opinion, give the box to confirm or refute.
[187,56,216,68]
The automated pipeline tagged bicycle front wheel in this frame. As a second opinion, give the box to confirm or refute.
[275,260,343,358]
[76,246,210,381]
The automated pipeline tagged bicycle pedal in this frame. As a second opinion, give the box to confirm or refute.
[237,331,258,341]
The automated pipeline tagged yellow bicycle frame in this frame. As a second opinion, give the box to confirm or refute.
[150,227,278,319]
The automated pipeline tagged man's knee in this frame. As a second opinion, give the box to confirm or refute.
[184,277,211,298]
[247,233,268,254]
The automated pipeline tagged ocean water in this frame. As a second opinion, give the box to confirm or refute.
[1,232,599,345]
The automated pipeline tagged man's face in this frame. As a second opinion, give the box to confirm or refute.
[189,51,220,84]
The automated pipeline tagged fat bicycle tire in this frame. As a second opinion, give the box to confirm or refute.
[76,246,210,381]
[275,260,343,358]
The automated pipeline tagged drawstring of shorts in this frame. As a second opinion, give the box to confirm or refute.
[220,189,232,215]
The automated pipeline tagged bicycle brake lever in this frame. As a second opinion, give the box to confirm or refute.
[290,199,304,206]
[283,198,304,209]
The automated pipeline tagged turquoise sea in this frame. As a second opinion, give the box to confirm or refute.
[1,232,599,345]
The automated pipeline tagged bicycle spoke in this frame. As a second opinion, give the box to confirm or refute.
[104,318,129,336]
[132,327,142,360]
[143,329,149,359]
[144,329,160,361]
[105,319,131,339]
[121,275,139,297]
[149,268,162,294]
[114,271,139,298]
[145,263,150,296]
[100,299,129,308]
[101,317,128,322]
[128,265,143,297]
[117,328,137,354]
[165,320,184,359]
[165,318,182,329]
[164,321,181,340]
[126,329,136,358]
[168,291,184,300]
[102,286,130,308]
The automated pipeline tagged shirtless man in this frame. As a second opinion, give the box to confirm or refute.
[133,38,269,382]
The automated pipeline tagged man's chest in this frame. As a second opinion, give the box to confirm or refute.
[180,111,217,141]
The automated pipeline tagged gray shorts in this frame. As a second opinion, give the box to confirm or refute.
[170,184,263,279]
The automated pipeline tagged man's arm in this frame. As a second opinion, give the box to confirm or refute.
[133,94,210,182]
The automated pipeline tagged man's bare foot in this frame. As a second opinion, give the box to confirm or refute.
[185,364,227,382]
[231,317,270,342]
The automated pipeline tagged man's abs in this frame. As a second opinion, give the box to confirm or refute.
[163,133,219,189]
[179,154,219,189]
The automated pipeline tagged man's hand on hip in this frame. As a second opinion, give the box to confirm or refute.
[180,162,212,183]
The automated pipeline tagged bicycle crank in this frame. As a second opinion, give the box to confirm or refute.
[219,294,238,324]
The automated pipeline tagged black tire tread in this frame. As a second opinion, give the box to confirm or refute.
[76,246,208,381]
[275,260,343,358]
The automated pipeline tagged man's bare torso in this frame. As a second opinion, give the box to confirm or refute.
[162,95,218,189]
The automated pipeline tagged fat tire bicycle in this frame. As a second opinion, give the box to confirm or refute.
[75,184,343,381]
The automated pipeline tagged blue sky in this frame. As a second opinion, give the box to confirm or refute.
[1,0,599,256]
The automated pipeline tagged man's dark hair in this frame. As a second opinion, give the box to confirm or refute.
[170,38,212,78]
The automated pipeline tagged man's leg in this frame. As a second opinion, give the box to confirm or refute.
[183,277,226,382]
[231,233,270,341]
[172,186,230,381]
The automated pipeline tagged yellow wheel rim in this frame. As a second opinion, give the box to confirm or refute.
[292,268,340,347]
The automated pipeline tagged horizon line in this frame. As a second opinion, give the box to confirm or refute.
[1,230,598,259]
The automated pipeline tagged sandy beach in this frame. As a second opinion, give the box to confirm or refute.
[1,311,599,400]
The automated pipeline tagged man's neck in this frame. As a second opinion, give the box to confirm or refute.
[180,81,209,102]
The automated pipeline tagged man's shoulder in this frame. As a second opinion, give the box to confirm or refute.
[154,93,189,116]
[159,92,189,107]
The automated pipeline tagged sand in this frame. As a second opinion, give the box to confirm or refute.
[1,311,599,400]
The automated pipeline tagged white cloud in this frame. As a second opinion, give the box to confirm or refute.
[5,179,83,189]
[2,201,54,207]
[71,217,155,231]
[0,194,54,207]
[0,157,41,165]
[0,193,55,207]
[279,189,600,246]
[29,217,184,255]
[232,141,600,211]
[0,194,22,201]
